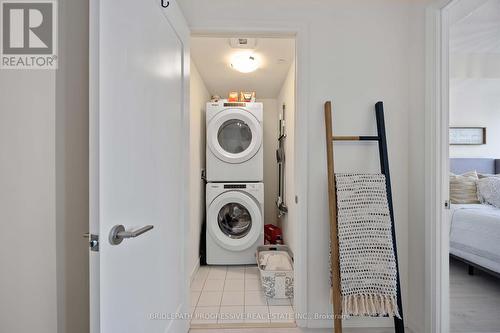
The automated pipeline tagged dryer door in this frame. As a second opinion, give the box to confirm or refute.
[208,191,263,251]
[207,108,262,164]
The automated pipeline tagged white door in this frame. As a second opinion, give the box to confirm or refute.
[90,1,190,332]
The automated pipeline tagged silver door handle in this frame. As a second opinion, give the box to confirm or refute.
[109,224,154,245]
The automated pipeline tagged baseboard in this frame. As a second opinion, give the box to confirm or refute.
[307,317,393,328]
[190,322,296,329]
[407,318,422,333]
[190,257,201,285]
[343,317,393,328]
[165,303,188,333]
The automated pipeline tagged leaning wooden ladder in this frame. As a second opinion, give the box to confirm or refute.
[324,101,405,333]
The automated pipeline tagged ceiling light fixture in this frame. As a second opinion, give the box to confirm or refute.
[230,53,260,73]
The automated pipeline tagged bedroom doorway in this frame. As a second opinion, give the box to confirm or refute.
[447,1,500,332]
[427,1,500,332]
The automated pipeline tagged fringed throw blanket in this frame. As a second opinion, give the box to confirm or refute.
[332,173,401,318]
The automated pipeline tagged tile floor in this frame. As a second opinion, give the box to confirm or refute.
[190,265,295,327]
[190,329,404,333]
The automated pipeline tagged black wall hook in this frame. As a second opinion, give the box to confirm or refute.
[161,0,169,8]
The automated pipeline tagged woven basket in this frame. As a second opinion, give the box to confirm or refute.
[256,245,294,299]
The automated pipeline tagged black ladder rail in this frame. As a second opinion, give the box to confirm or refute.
[330,101,405,333]
[375,101,405,333]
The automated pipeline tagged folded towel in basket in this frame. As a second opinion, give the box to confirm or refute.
[332,173,401,318]
[259,252,292,271]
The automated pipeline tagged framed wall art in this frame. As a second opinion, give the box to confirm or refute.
[449,127,486,145]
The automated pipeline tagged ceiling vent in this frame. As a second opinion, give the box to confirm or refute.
[229,38,256,49]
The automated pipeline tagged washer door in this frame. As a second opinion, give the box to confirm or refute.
[207,108,262,164]
[208,191,262,251]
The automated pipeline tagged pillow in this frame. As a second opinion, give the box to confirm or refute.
[450,170,479,204]
[478,173,500,179]
[476,177,500,208]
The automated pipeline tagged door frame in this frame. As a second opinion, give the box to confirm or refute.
[425,1,454,333]
[89,1,191,332]
[189,21,310,327]
[425,1,493,331]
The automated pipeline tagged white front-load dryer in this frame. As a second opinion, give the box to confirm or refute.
[206,182,264,265]
[206,102,263,182]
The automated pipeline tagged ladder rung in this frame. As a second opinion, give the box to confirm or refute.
[332,135,379,141]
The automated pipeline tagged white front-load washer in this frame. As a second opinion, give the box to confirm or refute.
[206,182,264,265]
[206,102,263,182]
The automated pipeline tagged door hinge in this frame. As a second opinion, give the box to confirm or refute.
[83,233,99,252]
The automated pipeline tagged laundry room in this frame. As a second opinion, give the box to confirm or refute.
[187,35,297,328]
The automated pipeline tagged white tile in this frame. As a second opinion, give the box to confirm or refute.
[218,305,245,324]
[221,291,244,306]
[226,271,245,280]
[244,272,259,280]
[191,329,401,333]
[245,291,267,306]
[227,265,246,272]
[191,306,219,324]
[224,279,244,292]
[203,279,225,291]
[267,297,292,306]
[190,291,201,307]
[245,266,259,279]
[197,291,222,307]
[226,266,245,280]
[269,305,295,323]
[207,266,227,280]
[245,278,262,291]
[190,278,205,291]
[194,266,209,281]
[244,305,270,323]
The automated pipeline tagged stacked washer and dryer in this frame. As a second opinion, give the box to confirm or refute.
[205,102,264,265]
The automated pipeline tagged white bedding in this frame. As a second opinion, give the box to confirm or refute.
[450,204,500,274]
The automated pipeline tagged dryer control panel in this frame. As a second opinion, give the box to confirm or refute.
[224,184,246,189]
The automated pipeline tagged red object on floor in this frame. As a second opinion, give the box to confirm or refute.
[264,224,282,244]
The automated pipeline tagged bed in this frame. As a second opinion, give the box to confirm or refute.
[450,158,500,276]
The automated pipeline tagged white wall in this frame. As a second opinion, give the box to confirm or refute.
[449,79,500,158]
[258,98,279,226]
[451,54,500,79]
[0,1,89,333]
[449,12,500,160]
[0,1,437,331]
[179,0,410,329]
[189,62,211,279]
[0,71,58,333]
[277,61,296,254]
[407,1,432,332]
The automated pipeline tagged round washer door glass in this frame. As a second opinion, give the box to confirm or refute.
[217,202,252,239]
[217,119,252,154]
